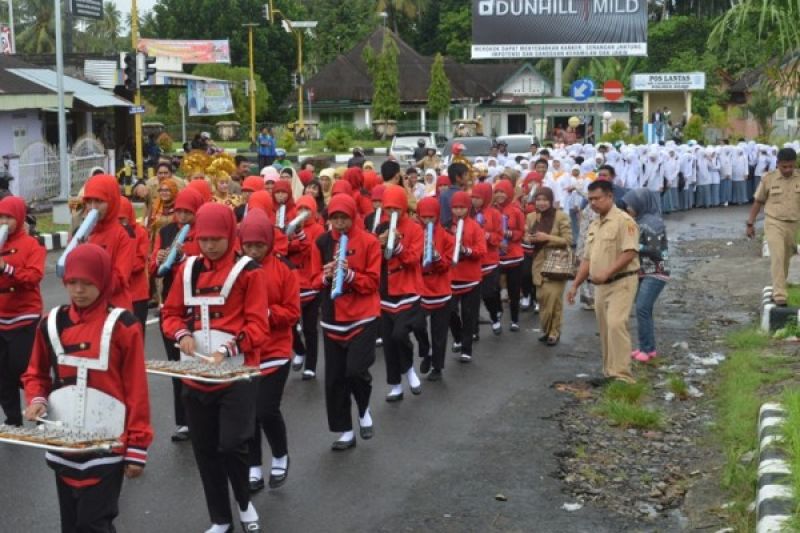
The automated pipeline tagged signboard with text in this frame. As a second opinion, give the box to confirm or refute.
[72,0,103,19]
[137,39,231,64]
[187,81,235,117]
[471,0,648,59]
[631,72,706,91]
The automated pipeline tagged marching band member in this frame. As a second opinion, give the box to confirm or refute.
[289,195,325,380]
[448,192,486,363]
[235,176,266,222]
[0,196,45,427]
[376,185,424,402]
[119,197,150,331]
[416,197,454,381]
[493,180,526,332]
[161,203,269,533]
[364,185,386,234]
[23,243,152,533]
[272,180,296,231]
[82,174,135,311]
[471,183,503,337]
[240,209,300,493]
[150,188,204,442]
[311,195,381,450]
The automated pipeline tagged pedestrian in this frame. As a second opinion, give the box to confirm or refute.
[22,243,152,533]
[119,198,150,332]
[161,203,268,533]
[622,189,670,362]
[0,196,45,427]
[731,145,750,205]
[439,163,468,227]
[240,209,300,493]
[257,127,277,169]
[311,194,381,450]
[471,183,503,336]
[746,147,800,306]
[525,187,572,346]
[567,179,640,385]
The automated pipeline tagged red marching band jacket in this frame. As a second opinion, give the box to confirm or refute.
[470,184,503,276]
[494,181,525,268]
[288,196,325,305]
[416,197,453,311]
[0,197,45,329]
[121,198,150,303]
[448,192,487,295]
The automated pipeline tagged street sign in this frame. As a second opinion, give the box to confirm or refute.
[603,80,624,101]
[71,0,103,20]
[129,106,146,115]
[569,79,594,102]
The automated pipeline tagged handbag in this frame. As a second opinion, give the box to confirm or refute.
[541,247,577,281]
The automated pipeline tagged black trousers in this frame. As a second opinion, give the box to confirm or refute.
[521,254,535,302]
[498,263,523,323]
[0,322,37,426]
[449,286,481,356]
[426,303,452,371]
[412,307,429,359]
[382,303,421,385]
[481,269,501,323]
[323,320,377,432]
[160,326,186,427]
[55,462,124,533]
[132,300,148,340]
[291,295,320,372]
[249,362,290,466]
[183,382,257,525]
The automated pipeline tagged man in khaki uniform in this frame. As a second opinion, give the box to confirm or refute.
[747,148,800,306]
[568,179,640,384]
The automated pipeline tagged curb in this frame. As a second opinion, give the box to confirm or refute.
[36,232,69,252]
[756,403,793,533]
[760,286,800,332]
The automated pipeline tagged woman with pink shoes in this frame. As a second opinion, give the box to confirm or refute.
[622,189,670,363]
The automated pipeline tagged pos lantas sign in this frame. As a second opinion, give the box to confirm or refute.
[471,0,648,59]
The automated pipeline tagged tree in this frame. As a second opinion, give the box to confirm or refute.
[427,53,451,134]
[376,0,426,35]
[710,0,800,57]
[745,85,782,137]
[437,5,470,63]
[15,0,56,54]
[363,33,400,138]
[300,0,377,69]
[73,1,121,54]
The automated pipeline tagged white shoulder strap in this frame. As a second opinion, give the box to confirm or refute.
[182,255,199,304]
[98,308,126,370]
[220,256,253,299]
[50,307,125,372]
[46,307,65,357]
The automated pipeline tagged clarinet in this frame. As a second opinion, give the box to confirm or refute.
[452,218,464,265]
[277,205,286,230]
[422,221,434,268]
[331,234,349,300]
[500,214,509,256]
[0,224,8,251]
[371,207,382,234]
[56,209,99,278]
[157,224,190,277]
[384,211,399,260]
[285,210,310,236]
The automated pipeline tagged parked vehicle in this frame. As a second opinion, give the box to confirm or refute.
[495,134,538,161]
[390,132,449,167]
[441,136,494,164]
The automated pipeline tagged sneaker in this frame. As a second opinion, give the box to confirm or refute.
[534,303,540,314]
[376,337,384,347]
[459,353,472,363]
[634,351,657,362]
[520,295,531,310]
[491,322,502,335]
[171,426,190,442]
[291,354,305,371]
[509,323,520,332]
[452,342,462,353]
[302,369,316,380]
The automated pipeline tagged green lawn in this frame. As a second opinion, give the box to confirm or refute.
[788,284,800,307]
[215,139,390,156]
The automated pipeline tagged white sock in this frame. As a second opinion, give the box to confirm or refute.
[407,369,421,389]
[205,524,231,533]
[249,466,262,481]
[389,384,403,396]
[359,408,373,428]
[271,455,288,474]
[292,354,305,365]
[239,501,258,522]
[337,430,354,442]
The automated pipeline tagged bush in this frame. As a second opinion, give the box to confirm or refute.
[599,120,629,144]
[156,132,174,153]
[683,115,705,144]
[279,130,296,153]
[324,128,353,153]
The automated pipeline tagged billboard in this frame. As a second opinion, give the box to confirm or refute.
[187,81,235,117]
[0,25,12,55]
[631,72,706,92]
[137,39,231,64]
[471,0,648,59]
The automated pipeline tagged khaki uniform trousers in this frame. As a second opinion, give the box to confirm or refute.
[537,280,567,338]
[764,216,800,302]
[594,275,638,383]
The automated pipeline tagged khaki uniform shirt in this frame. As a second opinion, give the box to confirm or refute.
[754,169,800,222]
[583,205,640,280]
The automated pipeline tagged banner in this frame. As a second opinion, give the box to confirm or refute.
[138,39,231,64]
[0,25,13,55]
[187,81,235,117]
[631,72,706,92]
[471,0,648,59]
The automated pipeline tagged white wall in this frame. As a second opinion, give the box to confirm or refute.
[0,111,44,158]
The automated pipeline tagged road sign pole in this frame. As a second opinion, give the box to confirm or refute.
[179,93,187,146]
[131,0,143,179]
[54,0,70,201]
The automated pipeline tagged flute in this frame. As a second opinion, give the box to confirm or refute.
[500,214,509,256]
[157,224,190,277]
[384,211,399,260]
[331,234,349,300]
[371,207,382,233]
[57,209,99,278]
[422,221,434,268]
[285,210,310,236]
[277,204,286,230]
[452,218,464,265]
[0,224,8,251]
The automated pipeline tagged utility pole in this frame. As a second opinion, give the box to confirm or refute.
[7,0,15,53]
[243,22,258,150]
[131,0,143,179]
[54,0,69,204]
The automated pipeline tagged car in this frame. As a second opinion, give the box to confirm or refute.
[441,136,495,164]
[390,132,449,167]
[495,134,538,161]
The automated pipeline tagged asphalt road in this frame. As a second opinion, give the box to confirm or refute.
[0,206,750,532]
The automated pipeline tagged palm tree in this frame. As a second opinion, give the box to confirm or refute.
[745,84,783,137]
[87,2,121,48]
[710,0,800,55]
[15,0,56,54]
[376,0,426,34]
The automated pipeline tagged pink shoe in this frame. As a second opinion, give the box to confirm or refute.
[631,350,642,359]
[633,351,656,362]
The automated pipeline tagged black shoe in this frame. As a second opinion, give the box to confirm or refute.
[420,356,432,374]
[248,477,265,493]
[386,391,404,402]
[546,336,560,346]
[241,519,261,531]
[268,457,289,489]
[587,376,612,388]
[301,369,316,381]
[360,425,374,440]
[473,333,480,342]
[428,369,442,381]
[452,342,462,353]
[171,427,190,442]
[538,335,548,343]
[410,384,422,395]
[331,437,356,451]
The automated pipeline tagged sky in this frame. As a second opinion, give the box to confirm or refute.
[112,0,160,17]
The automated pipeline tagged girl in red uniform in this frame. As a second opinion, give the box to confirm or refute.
[519,173,542,311]
[150,188,204,442]
[376,185,424,402]
[272,180,296,232]
[492,180,526,331]
[0,196,45,426]
[119,197,151,331]
[235,176,266,222]
[311,195,381,450]
[23,243,152,533]
[448,191,486,363]
[288,195,325,380]
[161,203,269,533]
[471,183,503,337]
[82,174,135,311]
[240,209,300,493]
[416,197,454,381]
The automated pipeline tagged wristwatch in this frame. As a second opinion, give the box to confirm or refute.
[746,221,754,226]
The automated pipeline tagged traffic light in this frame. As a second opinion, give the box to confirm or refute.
[137,53,157,85]
[122,52,137,91]
[291,73,297,89]
[262,3,271,22]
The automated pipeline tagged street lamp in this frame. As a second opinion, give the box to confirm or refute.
[602,111,613,135]
[242,22,259,149]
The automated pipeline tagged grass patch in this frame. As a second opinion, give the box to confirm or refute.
[667,375,690,400]
[603,380,648,404]
[725,327,770,350]
[595,399,663,429]
[33,212,70,234]
[782,389,800,531]
[788,285,800,308]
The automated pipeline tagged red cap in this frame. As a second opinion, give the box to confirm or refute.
[295,194,318,219]
[63,243,112,299]
[331,180,353,198]
[471,182,493,206]
[298,169,314,185]
[417,197,440,220]
[436,175,451,187]
[83,174,120,222]
[343,167,364,190]
[239,207,274,252]
[371,184,386,202]
[119,196,136,223]
[188,179,213,203]
[494,180,514,206]
[174,189,204,214]
[195,203,236,241]
[0,196,26,234]
[382,184,407,213]
[248,190,274,215]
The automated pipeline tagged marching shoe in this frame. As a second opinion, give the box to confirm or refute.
[473,333,480,342]
[451,342,462,353]
[291,354,305,371]
[386,389,404,402]
[491,322,502,335]
[171,426,190,442]
[509,323,520,332]
[420,356,432,374]
[240,520,261,532]
[407,369,422,395]
[534,302,540,313]
[520,295,531,310]
[359,424,374,440]
[301,369,316,381]
[268,456,289,489]
[459,353,472,363]
[331,433,356,451]
[427,369,443,381]
[376,337,384,347]
[248,477,264,493]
